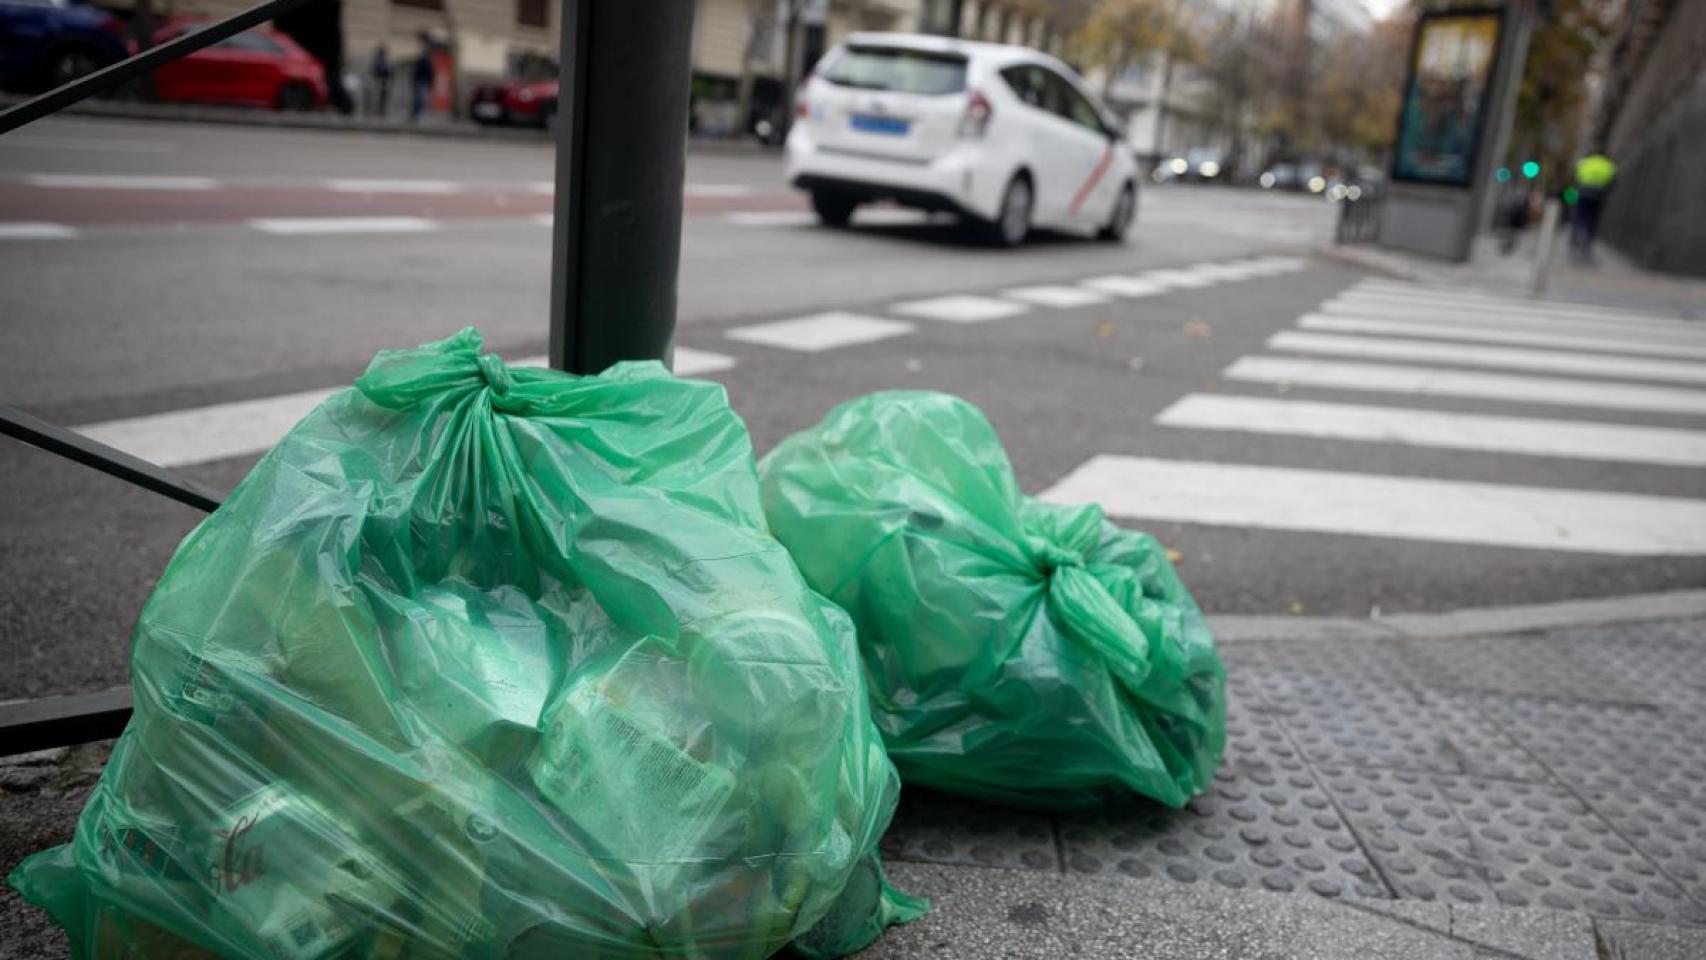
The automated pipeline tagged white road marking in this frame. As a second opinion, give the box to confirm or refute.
[1269,330,1706,385]
[1080,275,1169,297]
[890,294,1030,323]
[324,178,461,194]
[1242,255,1309,274]
[1187,261,1270,282]
[0,222,77,239]
[672,347,737,375]
[1324,293,1701,334]
[1000,285,1112,308]
[1039,455,1706,556]
[1349,279,1680,324]
[1142,268,1220,289]
[1339,284,1689,329]
[247,216,440,235]
[25,174,217,190]
[1297,313,1706,360]
[1318,299,1706,345]
[77,388,336,468]
[1224,356,1706,416]
[725,311,914,352]
[684,183,756,197]
[1156,394,1706,468]
[727,210,816,227]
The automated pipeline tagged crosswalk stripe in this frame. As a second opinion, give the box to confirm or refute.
[247,217,439,235]
[1270,330,1706,385]
[1080,275,1169,297]
[1297,313,1706,360]
[1350,279,1678,321]
[0,222,77,239]
[725,311,914,352]
[891,294,1030,323]
[1326,293,1701,335]
[324,179,461,194]
[1338,284,1690,329]
[1318,299,1706,345]
[25,174,217,190]
[70,352,756,469]
[1039,454,1706,556]
[1224,356,1706,416]
[1142,268,1219,289]
[1156,394,1706,468]
[1001,285,1111,308]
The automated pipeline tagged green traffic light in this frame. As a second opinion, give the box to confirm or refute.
[1521,160,1541,179]
[1563,186,1579,206]
[1495,167,1512,183]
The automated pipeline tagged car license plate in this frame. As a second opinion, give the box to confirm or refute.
[850,114,909,136]
[473,102,502,118]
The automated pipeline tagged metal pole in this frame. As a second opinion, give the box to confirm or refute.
[1530,197,1561,296]
[548,0,696,375]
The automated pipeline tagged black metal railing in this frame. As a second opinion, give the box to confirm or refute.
[0,0,695,755]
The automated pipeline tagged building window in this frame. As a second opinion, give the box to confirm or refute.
[517,0,547,28]
[393,0,444,10]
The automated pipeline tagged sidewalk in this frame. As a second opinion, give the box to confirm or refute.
[0,94,779,156]
[5,592,1706,958]
[1324,230,1706,321]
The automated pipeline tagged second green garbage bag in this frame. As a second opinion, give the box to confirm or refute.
[759,391,1226,812]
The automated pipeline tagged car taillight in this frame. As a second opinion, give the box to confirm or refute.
[794,73,812,119]
[959,90,992,138]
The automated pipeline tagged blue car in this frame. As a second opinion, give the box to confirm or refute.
[0,0,133,93]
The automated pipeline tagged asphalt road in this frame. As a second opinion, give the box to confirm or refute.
[3,116,1702,700]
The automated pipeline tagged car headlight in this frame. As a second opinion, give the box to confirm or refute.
[1259,172,1276,189]
[1169,158,1188,175]
[1307,176,1326,193]
[1199,161,1220,178]
[1346,185,1363,201]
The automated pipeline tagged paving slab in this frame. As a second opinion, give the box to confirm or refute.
[1594,918,1706,960]
[863,861,1601,959]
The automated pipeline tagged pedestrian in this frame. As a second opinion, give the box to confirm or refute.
[410,38,434,122]
[1570,151,1616,260]
[369,44,392,118]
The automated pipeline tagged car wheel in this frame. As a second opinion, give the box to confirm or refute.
[1098,183,1136,242]
[986,174,1031,247]
[275,82,316,112]
[811,190,858,227]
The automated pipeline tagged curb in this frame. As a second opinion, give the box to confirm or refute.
[1208,588,1706,642]
[1315,242,1452,285]
[0,96,782,155]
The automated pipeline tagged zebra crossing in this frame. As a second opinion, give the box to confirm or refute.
[721,254,1308,351]
[1041,279,1706,557]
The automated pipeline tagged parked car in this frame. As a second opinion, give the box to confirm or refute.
[149,19,325,110]
[469,78,558,128]
[0,0,132,93]
[784,33,1139,246]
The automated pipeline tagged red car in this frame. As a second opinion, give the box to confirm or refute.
[469,79,557,128]
[150,20,326,110]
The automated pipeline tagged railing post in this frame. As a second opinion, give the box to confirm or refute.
[548,1,697,375]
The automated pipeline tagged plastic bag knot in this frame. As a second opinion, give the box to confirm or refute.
[1028,537,1084,574]
[477,353,514,397]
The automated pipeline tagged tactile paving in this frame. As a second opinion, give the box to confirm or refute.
[882,788,1060,872]
[1397,634,1651,705]
[1475,695,1706,803]
[1585,788,1706,911]
[1058,678,1389,899]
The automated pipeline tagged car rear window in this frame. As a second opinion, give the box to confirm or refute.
[820,46,967,95]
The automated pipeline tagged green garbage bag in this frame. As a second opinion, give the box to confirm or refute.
[8,329,923,959]
[758,391,1225,812]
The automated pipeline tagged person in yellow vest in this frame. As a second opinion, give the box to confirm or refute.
[1570,152,1617,259]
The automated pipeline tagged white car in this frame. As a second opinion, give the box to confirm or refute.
[785,33,1138,246]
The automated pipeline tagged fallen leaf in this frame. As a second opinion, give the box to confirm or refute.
[1287,600,1305,616]
[1182,320,1214,339]
[1165,548,1183,564]
[1095,322,1116,338]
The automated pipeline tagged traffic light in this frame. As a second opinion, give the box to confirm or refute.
[1521,160,1541,179]
[1495,167,1512,183]
[1563,186,1579,206]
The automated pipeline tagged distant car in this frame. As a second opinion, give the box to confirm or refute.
[1260,161,1327,194]
[149,20,325,110]
[0,0,132,93]
[785,33,1139,246]
[469,78,558,128]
